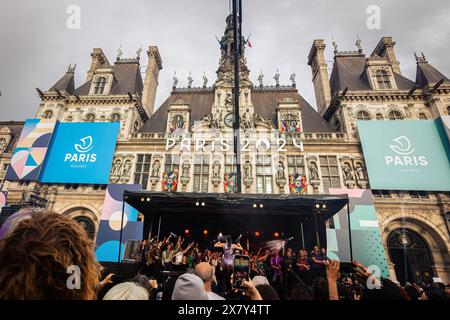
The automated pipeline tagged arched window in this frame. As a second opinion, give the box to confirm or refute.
[94,76,107,95]
[66,115,73,122]
[85,113,95,122]
[42,110,53,119]
[111,113,121,122]
[356,110,371,121]
[375,70,392,90]
[376,113,384,120]
[418,113,427,120]
[447,106,450,116]
[133,121,139,133]
[388,110,404,120]
[281,114,301,133]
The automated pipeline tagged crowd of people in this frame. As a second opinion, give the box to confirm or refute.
[0,210,448,301]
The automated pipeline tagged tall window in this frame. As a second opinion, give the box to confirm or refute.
[164,154,180,173]
[85,113,95,122]
[193,155,209,192]
[111,113,121,122]
[287,155,305,176]
[134,154,151,188]
[224,155,236,175]
[94,76,107,95]
[356,110,371,121]
[388,110,404,120]
[375,70,392,90]
[256,155,273,194]
[447,106,450,116]
[42,110,53,119]
[319,155,340,192]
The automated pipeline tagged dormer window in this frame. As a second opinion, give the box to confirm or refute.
[94,76,107,95]
[42,110,53,119]
[356,110,371,121]
[110,113,121,122]
[388,110,404,120]
[85,113,95,122]
[375,70,392,90]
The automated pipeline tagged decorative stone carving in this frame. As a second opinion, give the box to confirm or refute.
[243,161,254,188]
[211,160,222,187]
[202,73,208,87]
[289,73,296,87]
[211,109,223,130]
[187,72,193,88]
[172,72,178,88]
[254,113,275,128]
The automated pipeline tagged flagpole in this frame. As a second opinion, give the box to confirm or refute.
[232,0,242,193]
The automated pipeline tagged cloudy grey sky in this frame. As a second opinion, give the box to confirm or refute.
[0,0,449,121]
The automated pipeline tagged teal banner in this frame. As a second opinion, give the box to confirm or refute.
[357,120,450,191]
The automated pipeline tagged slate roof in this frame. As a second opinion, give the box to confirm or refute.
[329,55,415,92]
[74,60,143,96]
[416,60,450,88]
[49,70,75,95]
[139,87,335,133]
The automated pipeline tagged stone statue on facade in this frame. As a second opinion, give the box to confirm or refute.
[273,69,280,86]
[355,163,365,180]
[343,163,354,181]
[211,109,223,130]
[241,108,254,130]
[257,70,264,87]
[151,160,160,177]
[277,162,285,180]
[289,73,296,87]
[309,162,319,180]
[172,72,178,88]
[187,72,193,88]
[112,160,122,176]
[202,73,208,88]
[0,138,7,153]
[122,160,131,177]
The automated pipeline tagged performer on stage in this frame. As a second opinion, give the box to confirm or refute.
[214,235,243,293]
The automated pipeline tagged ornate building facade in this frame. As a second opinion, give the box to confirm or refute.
[0,16,449,283]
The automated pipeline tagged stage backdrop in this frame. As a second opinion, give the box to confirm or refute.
[327,189,390,278]
[357,120,450,191]
[95,184,143,262]
[40,122,119,184]
[5,119,57,181]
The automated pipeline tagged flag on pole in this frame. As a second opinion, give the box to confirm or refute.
[244,34,252,48]
[215,35,226,51]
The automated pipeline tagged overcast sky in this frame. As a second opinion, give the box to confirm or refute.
[0,0,449,121]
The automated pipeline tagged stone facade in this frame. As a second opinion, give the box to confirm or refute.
[0,17,449,283]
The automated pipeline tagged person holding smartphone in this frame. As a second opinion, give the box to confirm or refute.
[214,235,243,293]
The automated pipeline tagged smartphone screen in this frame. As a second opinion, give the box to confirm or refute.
[233,255,250,289]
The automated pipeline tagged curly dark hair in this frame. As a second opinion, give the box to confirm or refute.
[0,211,101,299]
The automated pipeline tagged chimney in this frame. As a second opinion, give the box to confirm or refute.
[142,46,163,117]
[308,40,331,116]
[86,48,109,82]
[371,37,401,75]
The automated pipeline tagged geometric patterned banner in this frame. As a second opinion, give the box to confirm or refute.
[95,184,143,262]
[327,188,390,278]
[5,119,57,181]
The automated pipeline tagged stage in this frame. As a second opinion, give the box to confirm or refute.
[122,192,350,255]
